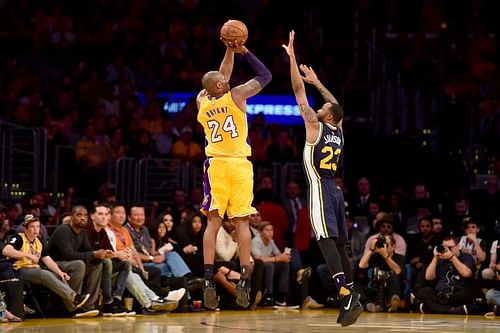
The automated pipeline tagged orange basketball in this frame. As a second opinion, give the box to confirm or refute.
[220,19,248,45]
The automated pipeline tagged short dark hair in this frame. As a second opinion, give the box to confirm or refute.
[258,221,273,232]
[330,103,344,123]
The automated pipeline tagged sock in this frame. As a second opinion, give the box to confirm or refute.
[204,264,214,278]
[333,273,350,296]
[339,286,351,297]
[240,265,250,280]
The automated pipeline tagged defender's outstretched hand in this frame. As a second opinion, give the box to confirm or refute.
[300,64,319,85]
[281,30,295,56]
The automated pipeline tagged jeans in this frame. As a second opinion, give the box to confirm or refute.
[262,262,290,296]
[125,271,158,308]
[101,258,131,303]
[486,288,500,306]
[18,267,76,312]
[145,251,191,278]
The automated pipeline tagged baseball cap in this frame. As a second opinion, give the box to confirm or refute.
[22,214,40,226]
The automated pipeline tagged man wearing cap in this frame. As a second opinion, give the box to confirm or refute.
[2,215,93,316]
[363,213,407,257]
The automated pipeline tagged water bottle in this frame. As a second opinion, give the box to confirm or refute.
[0,294,7,322]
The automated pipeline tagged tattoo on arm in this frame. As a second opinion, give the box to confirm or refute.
[317,82,337,105]
[300,104,318,123]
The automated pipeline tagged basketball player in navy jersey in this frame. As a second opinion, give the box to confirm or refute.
[282,30,362,326]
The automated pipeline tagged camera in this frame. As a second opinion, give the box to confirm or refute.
[375,234,387,249]
[436,245,446,254]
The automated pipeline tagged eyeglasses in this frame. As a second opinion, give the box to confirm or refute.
[380,224,392,229]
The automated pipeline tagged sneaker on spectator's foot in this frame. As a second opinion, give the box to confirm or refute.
[261,297,276,308]
[302,296,324,309]
[152,300,178,312]
[235,279,250,308]
[296,267,312,284]
[389,295,400,313]
[337,291,362,327]
[102,300,128,317]
[275,297,300,309]
[203,279,219,309]
[165,288,186,302]
[73,293,90,309]
[73,308,100,318]
[365,302,384,313]
[447,305,468,315]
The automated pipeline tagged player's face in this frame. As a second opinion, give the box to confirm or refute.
[217,73,230,93]
[317,102,333,122]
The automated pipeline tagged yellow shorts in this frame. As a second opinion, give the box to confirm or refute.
[200,157,256,219]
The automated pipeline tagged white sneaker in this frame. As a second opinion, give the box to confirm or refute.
[165,288,186,302]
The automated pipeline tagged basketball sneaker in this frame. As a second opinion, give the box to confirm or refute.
[337,291,362,327]
[203,279,219,309]
[235,279,250,308]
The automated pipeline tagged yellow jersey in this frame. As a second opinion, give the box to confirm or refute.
[197,91,251,157]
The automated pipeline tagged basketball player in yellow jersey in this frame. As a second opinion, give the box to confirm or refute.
[197,42,271,309]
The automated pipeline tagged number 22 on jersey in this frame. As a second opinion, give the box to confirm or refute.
[319,146,341,171]
[207,115,239,143]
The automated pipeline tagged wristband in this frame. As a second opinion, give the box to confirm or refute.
[148,255,154,262]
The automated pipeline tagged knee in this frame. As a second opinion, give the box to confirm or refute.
[481,268,495,280]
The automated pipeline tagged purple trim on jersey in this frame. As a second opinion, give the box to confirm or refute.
[201,158,212,212]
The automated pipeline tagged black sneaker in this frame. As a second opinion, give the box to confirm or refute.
[73,293,90,309]
[72,308,100,318]
[203,279,218,309]
[102,300,128,317]
[235,279,250,308]
[337,291,362,327]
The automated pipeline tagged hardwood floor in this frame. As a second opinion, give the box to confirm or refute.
[2,308,499,333]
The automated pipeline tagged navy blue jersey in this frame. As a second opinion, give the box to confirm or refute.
[303,122,343,180]
[303,122,347,242]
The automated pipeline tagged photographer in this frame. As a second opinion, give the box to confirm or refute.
[416,236,475,315]
[359,235,404,312]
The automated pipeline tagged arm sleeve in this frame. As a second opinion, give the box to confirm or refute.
[242,51,272,88]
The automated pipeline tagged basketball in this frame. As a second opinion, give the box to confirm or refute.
[220,19,248,45]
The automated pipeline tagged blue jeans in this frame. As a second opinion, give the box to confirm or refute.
[486,288,500,306]
[145,251,191,277]
[101,258,131,303]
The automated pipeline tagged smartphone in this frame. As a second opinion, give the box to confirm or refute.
[284,247,292,255]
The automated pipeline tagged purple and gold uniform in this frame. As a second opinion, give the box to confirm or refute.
[197,91,256,218]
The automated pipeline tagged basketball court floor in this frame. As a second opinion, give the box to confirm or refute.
[2,309,499,333]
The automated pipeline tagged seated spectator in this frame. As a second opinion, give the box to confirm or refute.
[482,238,499,280]
[407,217,440,291]
[363,213,407,257]
[251,221,292,307]
[171,127,203,162]
[106,204,184,313]
[2,215,92,317]
[359,235,404,313]
[175,213,205,277]
[416,236,476,315]
[47,206,105,317]
[125,205,197,282]
[87,204,131,316]
[458,217,487,276]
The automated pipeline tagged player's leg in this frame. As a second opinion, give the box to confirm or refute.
[227,158,256,308]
